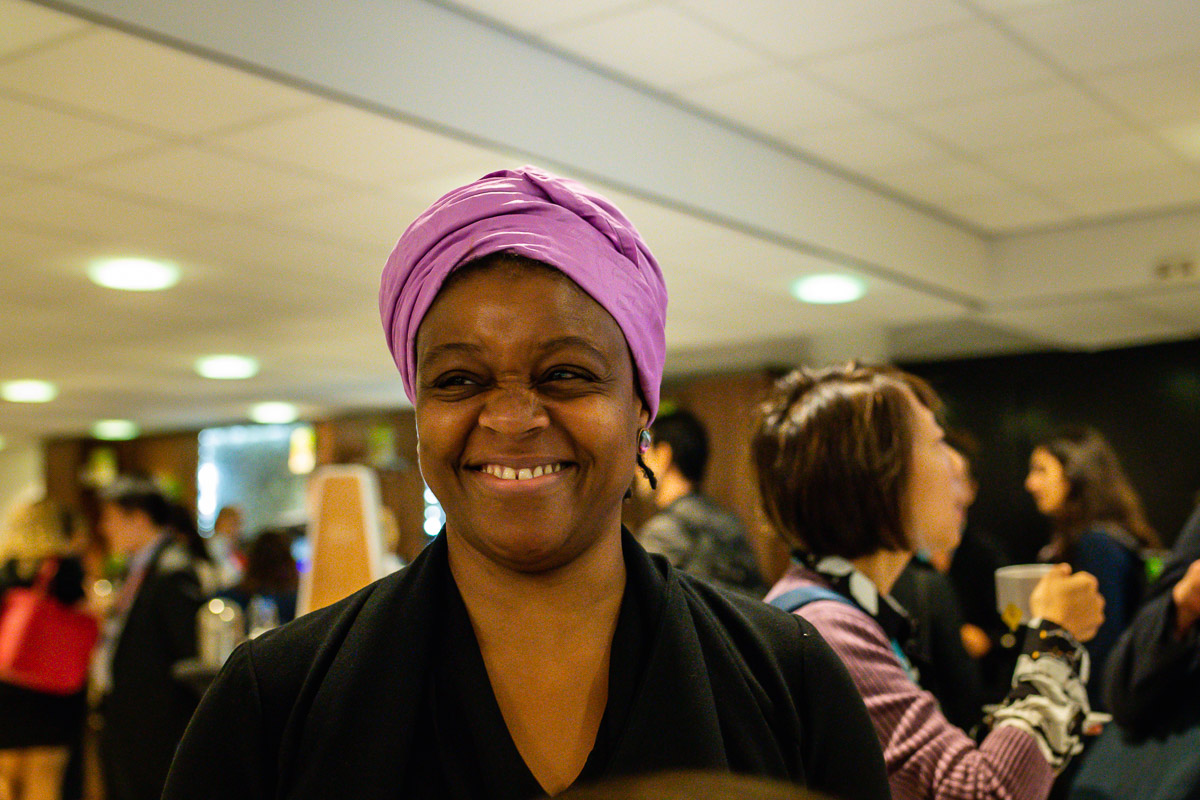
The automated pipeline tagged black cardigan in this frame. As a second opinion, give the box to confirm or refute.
[163,531,888,800]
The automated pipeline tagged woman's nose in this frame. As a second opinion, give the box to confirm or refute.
[478,383,549,435]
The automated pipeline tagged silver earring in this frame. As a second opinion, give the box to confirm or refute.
[638,429,652,454]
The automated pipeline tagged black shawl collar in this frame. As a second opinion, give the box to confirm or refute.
[270,530,802,799]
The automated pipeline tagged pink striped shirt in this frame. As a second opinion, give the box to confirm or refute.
[768,565,1054,800]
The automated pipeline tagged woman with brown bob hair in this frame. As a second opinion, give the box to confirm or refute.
[1025,426,1160,706]
[755,363,1106,800]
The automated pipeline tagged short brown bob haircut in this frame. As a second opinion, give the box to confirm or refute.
[752,362,940,561]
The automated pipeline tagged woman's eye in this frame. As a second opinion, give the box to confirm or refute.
[435,373,479,389]
[544,367,589,382]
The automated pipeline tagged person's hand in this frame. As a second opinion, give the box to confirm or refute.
[1030,563,1105,642]
[1171,558,1200,639]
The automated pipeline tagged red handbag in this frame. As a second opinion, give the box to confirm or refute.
[0,558,99,695]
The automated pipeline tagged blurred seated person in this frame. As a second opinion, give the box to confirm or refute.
[940,433,1009,666]
[757,363,1106,800]
[217,528,299,625]
[165,502,216,594]
[890,444,986,732]
[378,506,406,575]
[1102,501,1200,736]
[0,497,89,800]
[209,505,246,590]
[637,409,767,597]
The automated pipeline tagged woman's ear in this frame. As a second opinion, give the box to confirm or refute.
[638,403,651,431]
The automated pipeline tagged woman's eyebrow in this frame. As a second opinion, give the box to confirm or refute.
[533,335,610,363]
[418,341,481,368]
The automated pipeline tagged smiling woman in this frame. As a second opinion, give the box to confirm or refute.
[161,167,889,800]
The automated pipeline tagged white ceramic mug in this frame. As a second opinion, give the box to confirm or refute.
[995,563,1054,631]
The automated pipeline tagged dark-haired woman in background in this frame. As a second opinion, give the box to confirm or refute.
[1025,426,1160,707]
[217,529,298,625]
[757,364,1106,800]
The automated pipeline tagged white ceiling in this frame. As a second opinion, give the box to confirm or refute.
[1,0,1199,447]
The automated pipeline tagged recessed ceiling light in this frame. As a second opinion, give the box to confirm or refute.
[92,419,140,441]
[790,274,867,304]
[195,354,260,380]
[250,402,299,424]
[1,380,59,403]
[88,257,180,291]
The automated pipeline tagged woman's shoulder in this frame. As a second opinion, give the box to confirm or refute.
[676,569,877,686]
[1077,524,1142,564]
[248,568,406,662]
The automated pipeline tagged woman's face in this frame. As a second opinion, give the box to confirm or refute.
[899,390,968,557]
[1025,447,1069,516]
[414,264,649,573]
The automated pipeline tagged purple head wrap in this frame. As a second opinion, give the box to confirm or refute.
[379,166,668,419]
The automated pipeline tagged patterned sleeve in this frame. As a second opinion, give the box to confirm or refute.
[799,600,1055,800]
[989,620,1091,772]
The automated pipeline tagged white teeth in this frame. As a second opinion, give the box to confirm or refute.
[482,463,562,480]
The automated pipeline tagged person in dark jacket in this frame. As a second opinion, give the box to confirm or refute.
[163,167,889,800]
[95,479,202,800]
[1102,502,1200,735]
[637,409,767,596]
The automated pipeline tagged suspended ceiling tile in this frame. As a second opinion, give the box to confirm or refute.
[0,0,88,57]
[0,182,216,245]
[1160,121,1200,162]
[873,158,1026,208]
[0,94,159,173]
[985,132,1176,187]
[1006,0,1200,73]
[0,171,28,194]
[675,0,970,61]
[78,146,349,216]
[909,83,1125,154]
[983,298,1182,349]
[947,191,1072,233]
[0,224,92,268]
[543,4,769,89]
[1087,55,1200,127]
[782,117,951,173]
[264,190,429,250]
[968,0,1088,14]
[1052,168,1200,219]
[805,22,1056,111]
[0,27,317,136]
[214,104,504,189]
[681,66,870,136]
[443,0,644,33]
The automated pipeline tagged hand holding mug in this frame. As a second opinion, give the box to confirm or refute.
[1030,563,1105,642]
